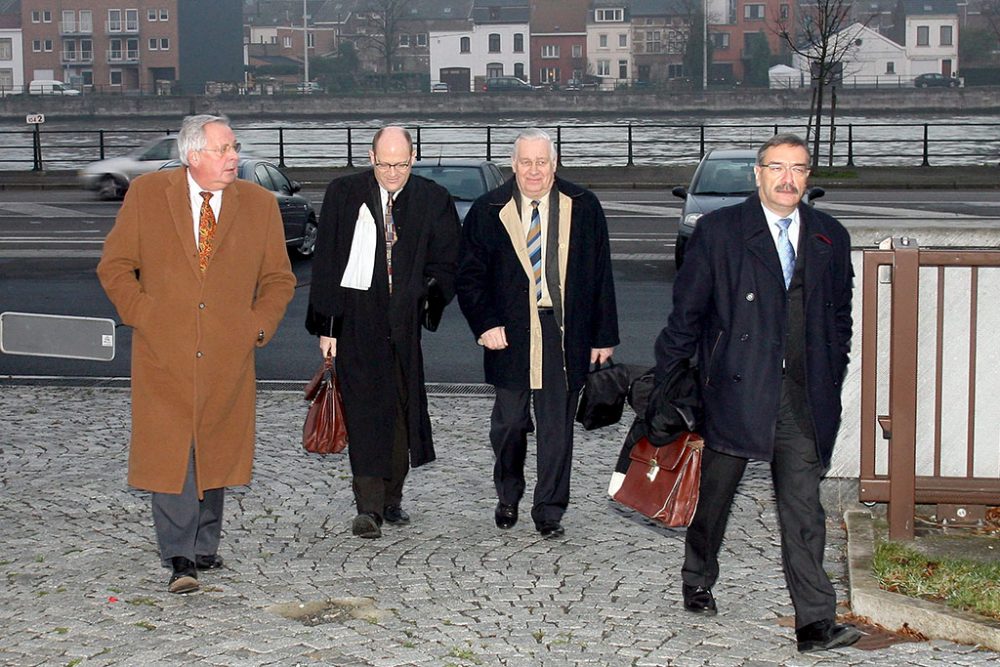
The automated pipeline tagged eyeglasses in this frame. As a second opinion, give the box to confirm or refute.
[198,142,241,157]
[760,162,809,177]
[516,158,552,170]
[373,161,411,173]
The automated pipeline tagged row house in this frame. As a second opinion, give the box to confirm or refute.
[18,0,243,94]
[888,0,960,76]
[429,0,529,91]
[707,0,794,83]
[530,0,589,87]
[0,0,23,94]
[630,0,689,84]
[587,2,631,83]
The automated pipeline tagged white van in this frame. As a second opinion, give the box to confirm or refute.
[28,79,81,96]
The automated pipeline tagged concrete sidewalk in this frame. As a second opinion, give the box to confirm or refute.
[1,385,996,666]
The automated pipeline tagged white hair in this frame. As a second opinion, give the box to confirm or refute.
[177,114,230,166]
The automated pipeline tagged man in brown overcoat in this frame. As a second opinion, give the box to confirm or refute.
[98,114,296,593]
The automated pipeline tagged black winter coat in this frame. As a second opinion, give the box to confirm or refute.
[306,171,461,476]
[457,176,619,392]
[654,194,854,467]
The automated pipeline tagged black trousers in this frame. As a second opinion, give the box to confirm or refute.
[682,380,836,629]
[353,343,409,518]
[151,447,224,568]
[490,310,580,526]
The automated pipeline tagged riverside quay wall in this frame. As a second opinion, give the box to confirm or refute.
[1,86,999,120]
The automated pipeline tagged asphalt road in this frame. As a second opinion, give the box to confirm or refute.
[1,187,997,383]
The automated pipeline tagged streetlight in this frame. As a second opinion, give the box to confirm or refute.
[303,0,309,86]
[702,0,708,90]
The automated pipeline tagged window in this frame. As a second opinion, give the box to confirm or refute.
[780,4,789,20]
[149,38,158,50]
[110,38,123,60]
[32,11,41,23]
[618,60,628,78]
[489,33,501,53]
[668,64,685,78]
[160,10,169,21]
[43,11,52,23]
[540,66,559,83]
[82,70,93,86]
[160,38,169,50]
[514,33,523,53]
[597,59,610,76]
[744,4,765,20]
[940,25,952,46]
[63,39,76,60]
[81,39,93,61]
[710,32,730,49]
[0,38,11,60]
[44,40,53,52]
[514,62,525,78]
[886,61,895,74]
[63,10,77,32]
[110,69,123,86]
[599,34,608,48]
[32,40,42,53]
[645,30,661,53]
[572,44,582,57]
[619,33,627,47]
[307,33,314,48]
[108,9,122,32]
[595,8,624,22]
[399,34,410,47]
[916,26,929,46]
[283,36,292,48]
[148,9,157,21]
[80,11,93,33]
[417,33,427,47]
[460,37,470,53]
[487,62,503,77]
[0,69,12,91]
[125,9,139,31]
[542,44,559,58]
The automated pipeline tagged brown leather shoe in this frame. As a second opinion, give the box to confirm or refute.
[167,557,199,594]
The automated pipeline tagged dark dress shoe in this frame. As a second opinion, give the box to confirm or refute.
[168,557,199,594]
[383,505,410,525]
[352,512,382,538]
[494,502,518,529]
[195,554,224,570]
[796,619,862,653]
[535,520,565,538]
[682,584,717,615]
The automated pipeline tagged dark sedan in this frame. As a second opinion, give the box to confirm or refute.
[161,157,318,257]
[409,159,506,222]
[914,73,960,88]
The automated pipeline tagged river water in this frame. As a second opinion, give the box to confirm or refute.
[1,112,997,169]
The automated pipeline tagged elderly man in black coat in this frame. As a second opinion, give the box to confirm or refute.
[654,133,859,652]
[307,126,461,538]
[457,128,619,538]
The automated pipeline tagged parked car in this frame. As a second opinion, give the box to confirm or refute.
[410,159,506,222]
[159,157,318,257]
[79,135,179,200]
[482,76,535,92]
[28,79,81,95]
[294,81,322,94]
[914,73,960,88]
[672,149,824,267]
[430,82,450,93]
[565,75,602,91]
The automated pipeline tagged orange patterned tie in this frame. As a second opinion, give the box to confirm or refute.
[197,191,216,273]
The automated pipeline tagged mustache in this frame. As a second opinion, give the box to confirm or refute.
[774,184,799,194]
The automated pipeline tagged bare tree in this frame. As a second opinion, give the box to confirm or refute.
[356,0,414,89]
[984,0,1000,44]
[776,0,869,168]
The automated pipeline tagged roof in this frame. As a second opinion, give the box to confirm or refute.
[629,0,687,16]
[898,0,959,15]
[472,0,530,23]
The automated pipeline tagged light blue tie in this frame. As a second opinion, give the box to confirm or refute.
[776,217,795,289]
[527,200,542,301]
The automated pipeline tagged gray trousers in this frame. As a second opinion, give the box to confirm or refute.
[151,448,224,568]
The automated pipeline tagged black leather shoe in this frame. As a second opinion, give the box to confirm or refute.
[682,584,717,615]
[195,554,224,570]
[167,557,199,594]
[535,520,565,538]
[383,505,410,525]
[494,502,518,529]
[352,512,382,538]
[796,619,862,653]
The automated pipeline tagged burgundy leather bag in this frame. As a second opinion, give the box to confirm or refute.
[612,432,702,527]
[302,357,348,454]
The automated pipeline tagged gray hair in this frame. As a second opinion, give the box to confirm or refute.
[512,128,557,163]
[177,114,230,166]
[757,133,810,165]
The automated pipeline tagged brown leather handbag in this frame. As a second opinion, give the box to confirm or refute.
[612,432,703,527]
[302,357,348,454]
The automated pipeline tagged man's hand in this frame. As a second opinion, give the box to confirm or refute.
[591,347,614,364]
[478,326,508,350]
[319,336,337,358]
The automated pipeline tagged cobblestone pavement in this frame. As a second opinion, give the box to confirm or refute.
[1,386,996,666]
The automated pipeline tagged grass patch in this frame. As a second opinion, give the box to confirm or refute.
[873,539,1000,621]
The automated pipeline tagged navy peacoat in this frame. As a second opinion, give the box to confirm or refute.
[654,194,853,467]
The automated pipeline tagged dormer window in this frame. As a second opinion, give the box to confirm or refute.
[596,8,624,22]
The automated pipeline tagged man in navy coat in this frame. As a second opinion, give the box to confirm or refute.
[457,128,619,538]
[654,134,860,652]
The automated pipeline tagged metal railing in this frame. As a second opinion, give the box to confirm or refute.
[1,121,997,171]
[860,238,1000,539]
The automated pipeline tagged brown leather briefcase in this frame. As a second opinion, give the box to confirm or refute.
[612,433,703,527]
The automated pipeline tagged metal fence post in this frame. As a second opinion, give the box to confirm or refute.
[921,124,930,167]
[32,122,42,171]
[888,236,920,540]
[627,125,634,166]
[278,127,286,168]
[99,129,106,161]
[415,126,422,161]
[699,125,705,158]
[486,126,492,162]
[346,127,353,167]
[556,126,563,167]
[847,124,854,167]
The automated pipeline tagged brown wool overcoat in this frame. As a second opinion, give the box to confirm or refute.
[97,167,296,495]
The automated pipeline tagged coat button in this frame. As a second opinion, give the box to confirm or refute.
[199,303,206,309]
[196,351,203,358]
[740,333,750,342]
[825,301,833,308]
[732,374,742,383]
[745,292,755,302]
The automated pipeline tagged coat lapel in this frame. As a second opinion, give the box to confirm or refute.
[211,180,241,261]
[166,168,201,279]
[800,205,832,299]
[741,197,784,287]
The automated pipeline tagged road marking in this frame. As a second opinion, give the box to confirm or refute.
[819,202,982,219]
[605,202,679,215]
[0,203,89,218]
[0,238,103,243]
[0,249,102,258]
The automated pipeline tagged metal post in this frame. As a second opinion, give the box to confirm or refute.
[888,236,920,540]
[302,0,309,88]
[99,129,106,160]
[846,124,854,167]
[32,123,42,171]
[486,126,492,162]
[921,123,930,166]
[699,125,705,158]
[626,125,634,166]
[415,126,422,161]
[556,126,563,167]
[346,127,353,167]
[278,127,286,168]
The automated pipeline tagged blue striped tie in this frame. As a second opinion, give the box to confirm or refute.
[527,200,542,301]
[777,217,795,289]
